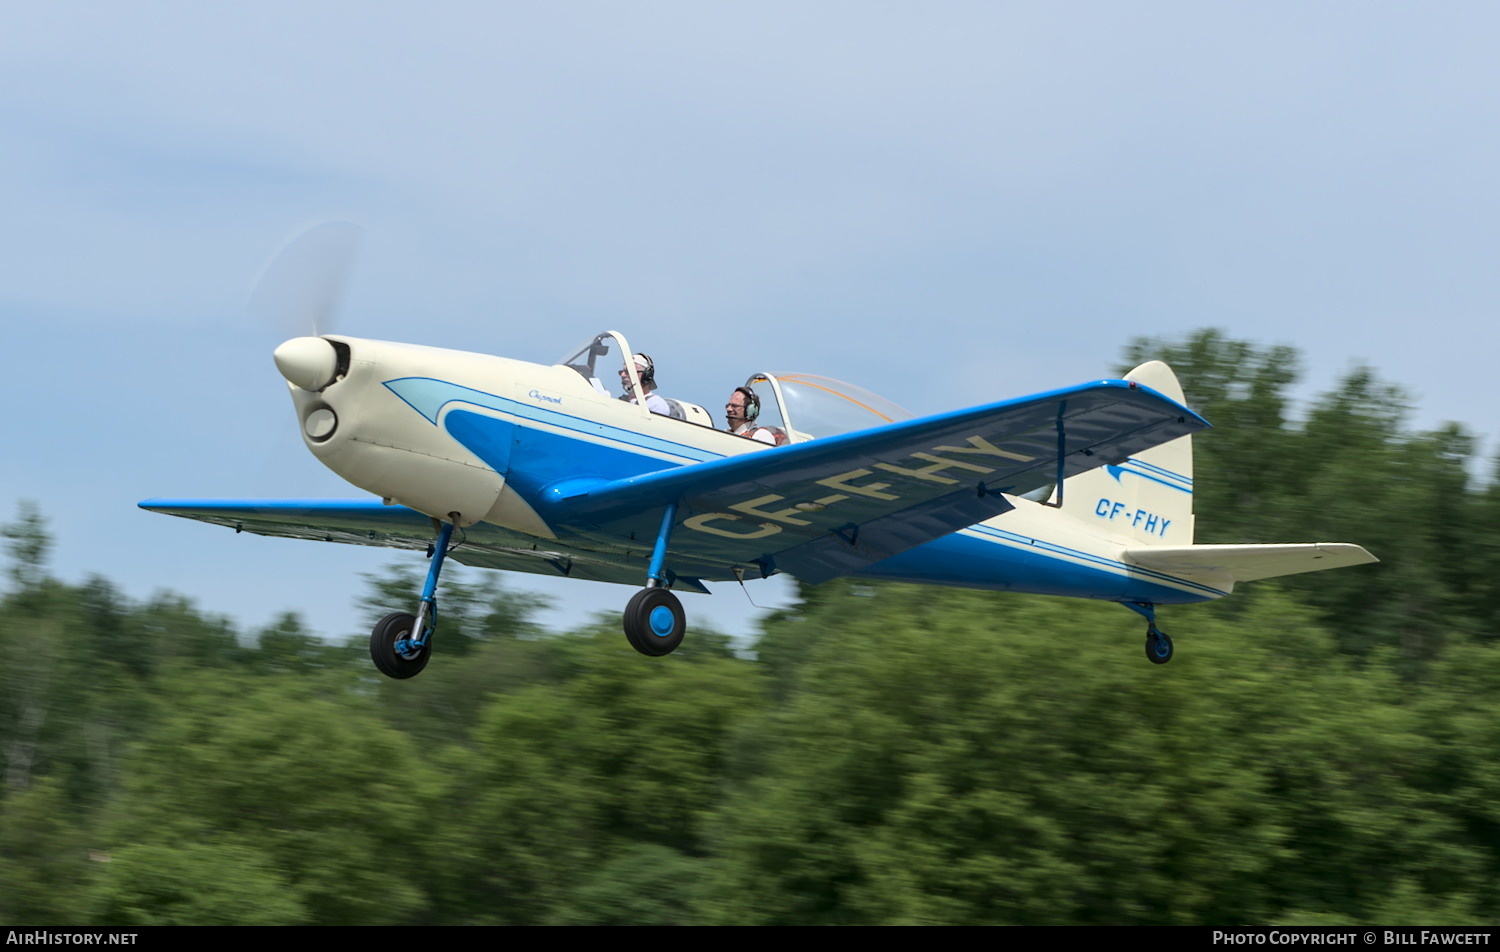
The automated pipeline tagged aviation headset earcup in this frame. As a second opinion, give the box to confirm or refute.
[635,353,655,387]
[737,386,760,421]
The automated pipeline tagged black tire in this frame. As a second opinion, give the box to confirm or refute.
[1145,625,1174,665]
[623,588,685,657]
[370,611,431,679]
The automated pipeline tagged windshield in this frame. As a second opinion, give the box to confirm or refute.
[557,331,637,400]
[752,373,914,441]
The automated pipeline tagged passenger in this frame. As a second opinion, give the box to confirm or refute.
[619,353,671,416]
[725,387,776,445]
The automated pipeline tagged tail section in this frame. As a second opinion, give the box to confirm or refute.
[1060,360,1378,591]
[1051,360,1195,546]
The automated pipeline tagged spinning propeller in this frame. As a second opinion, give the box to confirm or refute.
[252,221,363,392]
[250,220,364,338]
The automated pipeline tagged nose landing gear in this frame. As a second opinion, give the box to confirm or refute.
[369,519,455,679]
[370,609,433,678]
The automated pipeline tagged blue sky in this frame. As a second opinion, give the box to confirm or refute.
[2,2,1496,643]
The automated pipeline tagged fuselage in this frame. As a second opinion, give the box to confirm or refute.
[275,334,1221,607]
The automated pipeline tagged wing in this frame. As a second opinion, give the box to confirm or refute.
[136,498,712,593]
[542,378,1209,584]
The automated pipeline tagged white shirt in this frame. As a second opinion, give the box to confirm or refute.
[631,391,671,416]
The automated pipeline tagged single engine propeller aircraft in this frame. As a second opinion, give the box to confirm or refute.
[139,228,1376,678]
[141,328,1378,678]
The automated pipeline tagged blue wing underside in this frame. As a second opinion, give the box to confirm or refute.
[141,378,1207,591]
[137,498,714,594]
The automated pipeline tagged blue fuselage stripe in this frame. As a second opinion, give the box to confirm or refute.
[1125,458,1193,485]
[384,377,722,462]
[1110,460,1192,493]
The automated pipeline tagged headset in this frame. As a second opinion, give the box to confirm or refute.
[632,353,656,388]
[733,386,760,422]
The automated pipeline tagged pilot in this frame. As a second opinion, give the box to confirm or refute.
[620,353,672,416]
[725,387,777,445]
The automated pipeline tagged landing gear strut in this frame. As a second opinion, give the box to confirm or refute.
[1125,602,1174,665]
[370,520,455,679]
[623,501,688,657]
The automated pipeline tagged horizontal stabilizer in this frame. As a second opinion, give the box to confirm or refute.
[1124,542,1378,589]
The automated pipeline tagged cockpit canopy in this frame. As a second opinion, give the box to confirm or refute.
[557,331,915,443]
[744,373,913,443]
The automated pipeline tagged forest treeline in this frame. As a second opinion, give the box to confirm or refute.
[3,329,1499,925]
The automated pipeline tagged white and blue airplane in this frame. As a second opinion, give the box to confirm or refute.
[141,327,1376,678]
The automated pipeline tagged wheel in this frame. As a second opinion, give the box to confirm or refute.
[370,611,432,679]
[1145,625,1173,665]
[623,588,685,657]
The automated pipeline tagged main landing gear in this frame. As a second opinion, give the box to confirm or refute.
[623,501,688,658]
[370,520,455,680]
[623,587,685,656]
[1125,602,1174,665]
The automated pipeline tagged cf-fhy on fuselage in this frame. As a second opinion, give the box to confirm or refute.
[143,329,1376,677]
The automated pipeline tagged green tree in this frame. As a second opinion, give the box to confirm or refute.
[0,779,94,923]
[708,581,1484,925]
[103,676,443,925]
[429,623,762,924]
[2,501,52,596]
[87,842,307,926]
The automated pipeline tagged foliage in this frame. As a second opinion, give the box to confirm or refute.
[708,583,1486,925]
[426,623,763,924]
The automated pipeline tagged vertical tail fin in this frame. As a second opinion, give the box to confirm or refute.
[1049,360,1195,546]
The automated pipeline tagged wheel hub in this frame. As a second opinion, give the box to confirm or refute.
[649,604,676,637]
[394,636,423,660]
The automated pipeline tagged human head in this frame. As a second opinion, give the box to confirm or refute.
[725,386,759,429]
[619,352,656,396]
